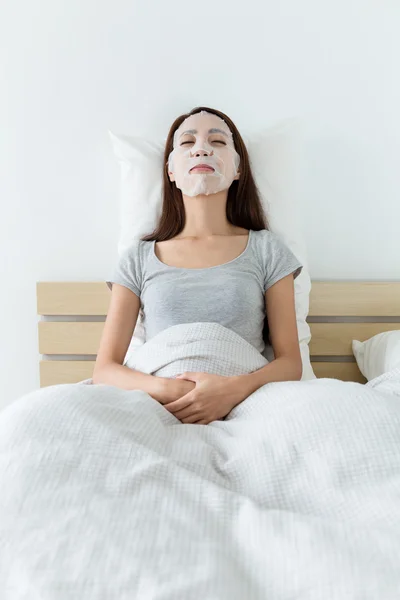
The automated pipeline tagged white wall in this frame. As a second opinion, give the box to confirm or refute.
[1,0,399,408]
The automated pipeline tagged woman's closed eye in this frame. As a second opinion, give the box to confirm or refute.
[180,139,227,147]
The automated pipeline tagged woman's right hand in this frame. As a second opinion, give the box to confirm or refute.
[152,377,196,405]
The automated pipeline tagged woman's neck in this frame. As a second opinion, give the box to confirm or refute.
[180,190,234,239]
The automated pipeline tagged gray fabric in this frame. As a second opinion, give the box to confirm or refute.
[1,340,400,598]
[107,229,302,353]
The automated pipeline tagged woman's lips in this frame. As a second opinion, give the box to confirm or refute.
[190,164,215,173]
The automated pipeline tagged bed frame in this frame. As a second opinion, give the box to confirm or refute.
[37,282,400,387]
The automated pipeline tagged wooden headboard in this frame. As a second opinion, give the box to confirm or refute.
[37,281,400,387]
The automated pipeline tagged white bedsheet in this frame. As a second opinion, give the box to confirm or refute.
[1,322,400,599]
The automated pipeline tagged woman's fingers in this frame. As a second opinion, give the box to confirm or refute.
[176,372,200,382]
[182,413,203,424]
[164,391,195,413]
[173,405,199,420]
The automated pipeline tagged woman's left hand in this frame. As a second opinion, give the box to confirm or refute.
[164,372,249,424]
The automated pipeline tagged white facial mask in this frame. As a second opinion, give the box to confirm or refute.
[167,110,240,197]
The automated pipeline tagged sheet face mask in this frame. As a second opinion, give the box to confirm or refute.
[167,111,240,197]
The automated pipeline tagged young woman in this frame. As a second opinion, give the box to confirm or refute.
[93,106,303,424]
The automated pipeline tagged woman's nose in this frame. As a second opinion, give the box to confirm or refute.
[192,148,212,157]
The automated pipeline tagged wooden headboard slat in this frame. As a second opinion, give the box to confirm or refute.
[37,282,110,316]
[309,282,400,317]
[38,321,400,357]
[38,322,104,355]
[311,362,366,383]
[309,322,400,356]
[37,281,400,317]
[40,361,95,387]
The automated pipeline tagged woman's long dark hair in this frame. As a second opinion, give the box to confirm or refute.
[142,106,271,345]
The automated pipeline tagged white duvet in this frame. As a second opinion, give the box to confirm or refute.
[1,322,400,599]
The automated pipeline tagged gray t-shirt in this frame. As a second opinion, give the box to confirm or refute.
[107,229,303,354]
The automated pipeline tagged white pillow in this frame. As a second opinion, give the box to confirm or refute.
[109,118,315,380]
[353,330,400,381]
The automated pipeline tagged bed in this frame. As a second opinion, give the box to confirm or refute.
[1,280,400,599]
[37,280,400,385]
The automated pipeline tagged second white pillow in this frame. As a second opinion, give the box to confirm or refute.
[353,330,400,381]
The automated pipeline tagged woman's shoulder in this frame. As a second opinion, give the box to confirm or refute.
[251,228,279,241]
[252,228,294,249]
[250,228,300,264]
[250,228,282,252]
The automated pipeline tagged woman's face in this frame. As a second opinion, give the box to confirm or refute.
[167,111,240,197]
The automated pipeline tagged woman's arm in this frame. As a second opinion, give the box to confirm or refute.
[92,284,161,394]
[92,284,195,402]
[234,273,303,397]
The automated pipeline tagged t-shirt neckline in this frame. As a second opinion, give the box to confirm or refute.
[151,229,253,271]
